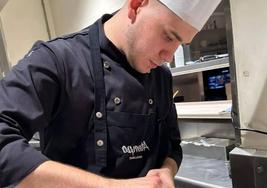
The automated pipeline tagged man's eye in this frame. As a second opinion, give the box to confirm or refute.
[165,35,173,42]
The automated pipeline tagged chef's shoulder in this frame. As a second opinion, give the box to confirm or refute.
[41,27,90,57]
[14,28,92,85]
[155,64,173,93]
[27,27,92,74]
[154,64,173,85]
[24,27,90,60]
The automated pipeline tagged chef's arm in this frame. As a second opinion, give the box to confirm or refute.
[144,157,178,187]
[0,43,69,187]
[17,161,168,188]
[164,102,183,177]
[16,160,110,188]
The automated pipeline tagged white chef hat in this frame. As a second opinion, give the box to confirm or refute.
[159,0,222,30]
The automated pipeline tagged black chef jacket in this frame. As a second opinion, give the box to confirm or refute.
[0,14,182,187]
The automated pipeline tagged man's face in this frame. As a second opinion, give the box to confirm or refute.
[125,1,198,73]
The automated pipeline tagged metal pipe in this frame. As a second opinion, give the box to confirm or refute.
[0,0,8,11]
[41,0,52,39]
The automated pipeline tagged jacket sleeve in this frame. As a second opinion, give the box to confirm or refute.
[165,69,183,168]
[166,102,183,168]
[0,42,63,187]
[155,65,182,169]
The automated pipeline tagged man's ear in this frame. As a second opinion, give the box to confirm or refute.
[128,0,148,23]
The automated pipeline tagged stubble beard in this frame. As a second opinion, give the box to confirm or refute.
[125,26,139,71]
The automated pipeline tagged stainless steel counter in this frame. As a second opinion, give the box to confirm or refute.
[175,154,232,188]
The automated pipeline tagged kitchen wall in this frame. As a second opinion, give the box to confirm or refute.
[46,0,125,36]
[0,0,8,11]
[0,0,125,67]
[0,0,49,66]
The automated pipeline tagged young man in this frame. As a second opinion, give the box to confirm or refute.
[0,0,221,187]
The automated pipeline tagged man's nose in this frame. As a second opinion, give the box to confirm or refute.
[159,44,181,63]
[159,49,175,63]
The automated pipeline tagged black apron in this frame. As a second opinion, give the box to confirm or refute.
[87,22,169,178]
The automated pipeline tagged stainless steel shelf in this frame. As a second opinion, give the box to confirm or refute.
[171,57,229,77]
[175,100,232,120]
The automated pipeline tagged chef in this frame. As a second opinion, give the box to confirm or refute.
[0,0,221,187]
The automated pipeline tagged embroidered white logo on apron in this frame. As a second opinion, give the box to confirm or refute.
[121,141,150,160]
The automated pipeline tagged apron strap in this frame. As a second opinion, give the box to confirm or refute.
[89,22,108,167]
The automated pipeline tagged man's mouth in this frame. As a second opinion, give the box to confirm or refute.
[149,60,159,69]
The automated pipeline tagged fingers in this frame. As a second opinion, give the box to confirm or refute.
[149,175,163,188]
[146,169,175,188]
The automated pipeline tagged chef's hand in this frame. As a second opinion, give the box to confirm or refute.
[142,157,178,188]
[109,157,178,188]
[108,175,163,188]
[109,168,174,188]
[146,168,175,188]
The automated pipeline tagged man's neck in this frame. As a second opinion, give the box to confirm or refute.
[103,12,126,54]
